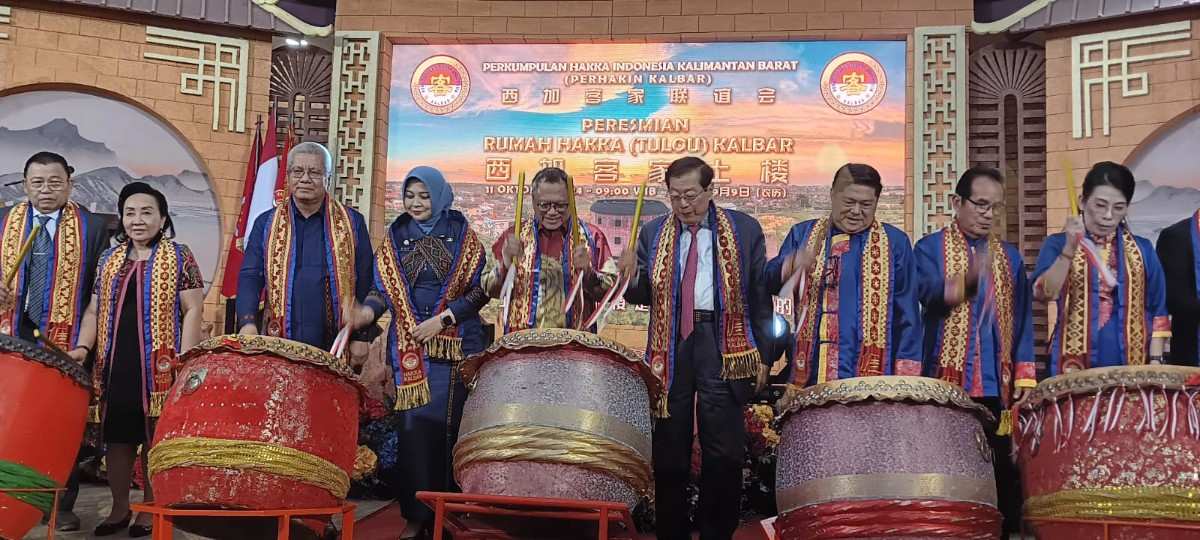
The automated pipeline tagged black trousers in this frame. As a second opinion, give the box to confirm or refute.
[653,320,751,540]
[975,397,1021,534]
[19,314,81,512]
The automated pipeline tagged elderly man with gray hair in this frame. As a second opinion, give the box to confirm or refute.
[236,141,377,353]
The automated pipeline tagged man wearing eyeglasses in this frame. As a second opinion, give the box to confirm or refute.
[618,156,771,540]
[483,166,616,331]
[0,151,111,531]
[767,163,922,388]
[914,165,1034,535]
[237,142,378,353]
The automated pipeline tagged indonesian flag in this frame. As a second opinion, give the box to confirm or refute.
[220,111,286,297]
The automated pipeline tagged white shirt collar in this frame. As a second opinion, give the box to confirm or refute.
[31,207,62,222]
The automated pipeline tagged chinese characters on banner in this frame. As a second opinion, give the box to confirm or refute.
[389,42,906,332]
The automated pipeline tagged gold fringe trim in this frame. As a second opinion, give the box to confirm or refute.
[88,405,100,424]
[148,436,349,498]
[453,424,652,496]
[148,392,168,418]
[721,349,761,380]
[655,394,670,419]
[996,410,1013,436]
[1025,486,1200,522]
[426,335,464,362]
[394,380,432,411]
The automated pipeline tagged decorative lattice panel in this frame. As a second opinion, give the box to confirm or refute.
[327,31,380,221]
[1071,21,1192,139]
[969,43,1049,361]
[271,45,333,147]
[144,26,249,133]
[914,26,969,236]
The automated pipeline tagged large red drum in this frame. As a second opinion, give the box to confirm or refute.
[0,334,91,540]
[149,335,361,514]
[1015,365,1200,539]
[774,376,1000,540]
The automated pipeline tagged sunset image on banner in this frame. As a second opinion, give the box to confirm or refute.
[387,41,906,334]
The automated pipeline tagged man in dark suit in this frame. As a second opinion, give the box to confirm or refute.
[0,151,111,531]
[1156,215,1200,366]
[619,156,772,540]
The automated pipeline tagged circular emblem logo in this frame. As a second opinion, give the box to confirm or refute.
[402,353,421,370]
[411,55,471,115]
[820,52,887,115]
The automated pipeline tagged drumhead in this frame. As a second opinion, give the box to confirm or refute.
[181,334,359,384]
[462,328,662,405]
[777,375,993,424]
[1019,364,1200,409]
[0,333,90,389]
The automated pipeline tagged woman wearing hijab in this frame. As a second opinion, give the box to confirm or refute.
[1033,161,1169,375]
[360,166,490,538]
[73,182,205,536]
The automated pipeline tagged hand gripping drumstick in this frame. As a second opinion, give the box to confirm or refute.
[585,178,650,332]
[4,222,43,289]
[1062,158,1117,287]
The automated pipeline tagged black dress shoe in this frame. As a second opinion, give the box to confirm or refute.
[93,513,131,537]
[129,522,153,538]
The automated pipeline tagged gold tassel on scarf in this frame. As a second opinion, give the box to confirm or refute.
[425,335,464,362]
[395,381,432,411]
[149,391,168,417]
[997,410,1013,436]
[721,349,761,380]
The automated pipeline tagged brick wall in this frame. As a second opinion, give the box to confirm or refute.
[1044,8,1200,232]
[0,3,272,333]
[337,0,977,235]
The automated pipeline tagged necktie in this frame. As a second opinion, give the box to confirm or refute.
[25,216,53,326]
[680,224,700,340]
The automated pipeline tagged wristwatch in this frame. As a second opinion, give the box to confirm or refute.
[441,313,454,329]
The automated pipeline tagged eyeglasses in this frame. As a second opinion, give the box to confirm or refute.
[27,178,68,192]
[965,197,1005,214]
[536,202,569,213]
[289,167,326,180]
[668,189,707,204]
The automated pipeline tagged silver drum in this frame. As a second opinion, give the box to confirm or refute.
[454,328,660,508]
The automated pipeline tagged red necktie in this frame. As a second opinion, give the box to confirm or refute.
[680,223,700,340]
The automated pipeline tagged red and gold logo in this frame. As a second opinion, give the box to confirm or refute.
[411,55,470,115]
[820,52,887,115]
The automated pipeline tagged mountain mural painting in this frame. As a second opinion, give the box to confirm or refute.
[0,90,222,290]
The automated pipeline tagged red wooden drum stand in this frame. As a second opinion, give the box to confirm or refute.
[0,335,90,540]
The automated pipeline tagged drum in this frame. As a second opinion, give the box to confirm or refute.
[775,376,1000,540]
[0,335,90,540]
[150,335,361,514]
[454,328,661,509]
[1015,365,1200,540]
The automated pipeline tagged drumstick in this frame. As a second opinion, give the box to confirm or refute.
[589,275,630,334]
[33,327,70,358]
[1062,157,1079,217]
[563,175,585,315]
[330,325,350,357]
[499,172,526,334]
[4,222,42,288]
